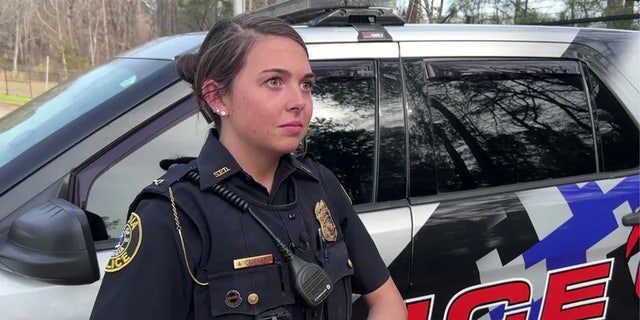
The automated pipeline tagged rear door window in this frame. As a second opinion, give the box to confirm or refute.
[307,61,376,204]
[405,59,598,195]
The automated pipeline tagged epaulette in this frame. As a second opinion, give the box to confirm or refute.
[127,160,197,214]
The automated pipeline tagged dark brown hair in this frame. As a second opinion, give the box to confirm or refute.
[176,14,307,128]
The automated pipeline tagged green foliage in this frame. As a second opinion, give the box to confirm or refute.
[0,94,31,104]
[604,5,638,30]
[177,0,234,32]
[63,40,90,70]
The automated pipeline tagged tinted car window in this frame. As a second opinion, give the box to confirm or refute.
[307,61,376,204]
[406,59,597,194]
[586,68,640,171]
[378,60,406,201]
[0,59,170,167]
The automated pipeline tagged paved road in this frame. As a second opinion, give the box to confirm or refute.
[0,102,19,118]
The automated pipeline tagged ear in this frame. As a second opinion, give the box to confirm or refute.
[202,79,228,115]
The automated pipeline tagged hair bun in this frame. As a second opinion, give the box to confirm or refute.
[175,53,199,84]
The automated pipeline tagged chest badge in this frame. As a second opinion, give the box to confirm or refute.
[224,290,242,308]
[315,200,337,242]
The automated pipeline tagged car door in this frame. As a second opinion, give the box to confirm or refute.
[401,50,639,320]
[0,73,193,319]
[304,41,412,316]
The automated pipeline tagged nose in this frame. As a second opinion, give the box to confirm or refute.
[287,85,309,111]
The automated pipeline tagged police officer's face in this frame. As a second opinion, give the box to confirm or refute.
[218,35,314,157]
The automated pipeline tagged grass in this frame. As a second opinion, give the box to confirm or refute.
[0,94,31,105]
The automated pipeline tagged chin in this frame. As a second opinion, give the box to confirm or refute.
[274,141,302,155]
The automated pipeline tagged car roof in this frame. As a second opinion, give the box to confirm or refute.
[114,23,639,91]
[116,23,637,59]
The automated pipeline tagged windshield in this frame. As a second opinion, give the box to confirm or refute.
[0,58,170,167]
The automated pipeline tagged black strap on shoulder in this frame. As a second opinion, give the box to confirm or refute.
[127,161,197,214]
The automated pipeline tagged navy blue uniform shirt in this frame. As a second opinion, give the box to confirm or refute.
[90,130,389,319]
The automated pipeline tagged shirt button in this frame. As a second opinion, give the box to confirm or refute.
[288,212,296,219]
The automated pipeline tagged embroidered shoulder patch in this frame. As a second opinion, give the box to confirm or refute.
[106,212,143,272]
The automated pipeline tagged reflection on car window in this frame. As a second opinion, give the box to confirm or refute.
[406,59,596,194]
[378,60,406,202]
[0,59,170,167]
[586,69,639,171]
[307,61,376,204]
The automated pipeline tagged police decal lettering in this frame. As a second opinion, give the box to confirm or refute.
[405,258,614,320]
[105,212,143,272]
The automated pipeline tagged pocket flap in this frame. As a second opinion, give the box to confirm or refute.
[210,263,295,317]
[315,241,355,283]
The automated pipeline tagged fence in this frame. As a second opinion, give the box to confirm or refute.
[0,67,81,99]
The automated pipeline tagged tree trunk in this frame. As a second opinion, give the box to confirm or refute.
[407,0,422,23]
[12,12,20,73]
[52,0,67,73]
[102,0,110,60]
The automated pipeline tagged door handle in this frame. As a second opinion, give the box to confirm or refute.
[622,211,639,226]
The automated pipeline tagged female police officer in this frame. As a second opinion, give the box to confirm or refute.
[90,13,407,320]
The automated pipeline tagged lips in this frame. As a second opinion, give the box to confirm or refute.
[279,121,304,134]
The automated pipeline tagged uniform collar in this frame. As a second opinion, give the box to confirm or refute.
[196,130,318,191]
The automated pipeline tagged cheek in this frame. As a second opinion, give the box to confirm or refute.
[237,97,275,134]
[304,100,313,124]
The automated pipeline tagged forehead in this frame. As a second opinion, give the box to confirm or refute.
[243,36,309,71]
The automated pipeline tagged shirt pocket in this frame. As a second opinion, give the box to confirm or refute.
[315,240,355,283]
[209,263,295,318]
[315,240,355,319]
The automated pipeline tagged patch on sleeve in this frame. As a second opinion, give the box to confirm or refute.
[105,212,143,272]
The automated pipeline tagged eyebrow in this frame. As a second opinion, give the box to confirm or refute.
[261,68,315,79]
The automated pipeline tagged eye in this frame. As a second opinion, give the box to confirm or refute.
[301,80,314,91]
[266,78,283,87]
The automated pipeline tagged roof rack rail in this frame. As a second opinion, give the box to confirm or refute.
[307,7,404,27]
[250,0,403,25]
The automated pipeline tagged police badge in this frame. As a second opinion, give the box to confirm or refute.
[314,200,337,242]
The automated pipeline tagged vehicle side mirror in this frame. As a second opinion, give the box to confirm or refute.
[0,199,100,284]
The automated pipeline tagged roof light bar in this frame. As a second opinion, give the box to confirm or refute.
[250,0,399,24]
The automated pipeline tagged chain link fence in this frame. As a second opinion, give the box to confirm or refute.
[0,66,80,99]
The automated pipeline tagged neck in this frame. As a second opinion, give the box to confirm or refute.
[219,133,280,193]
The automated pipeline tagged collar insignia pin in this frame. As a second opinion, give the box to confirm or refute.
[213,166,231,177]
[152,179,165,185]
